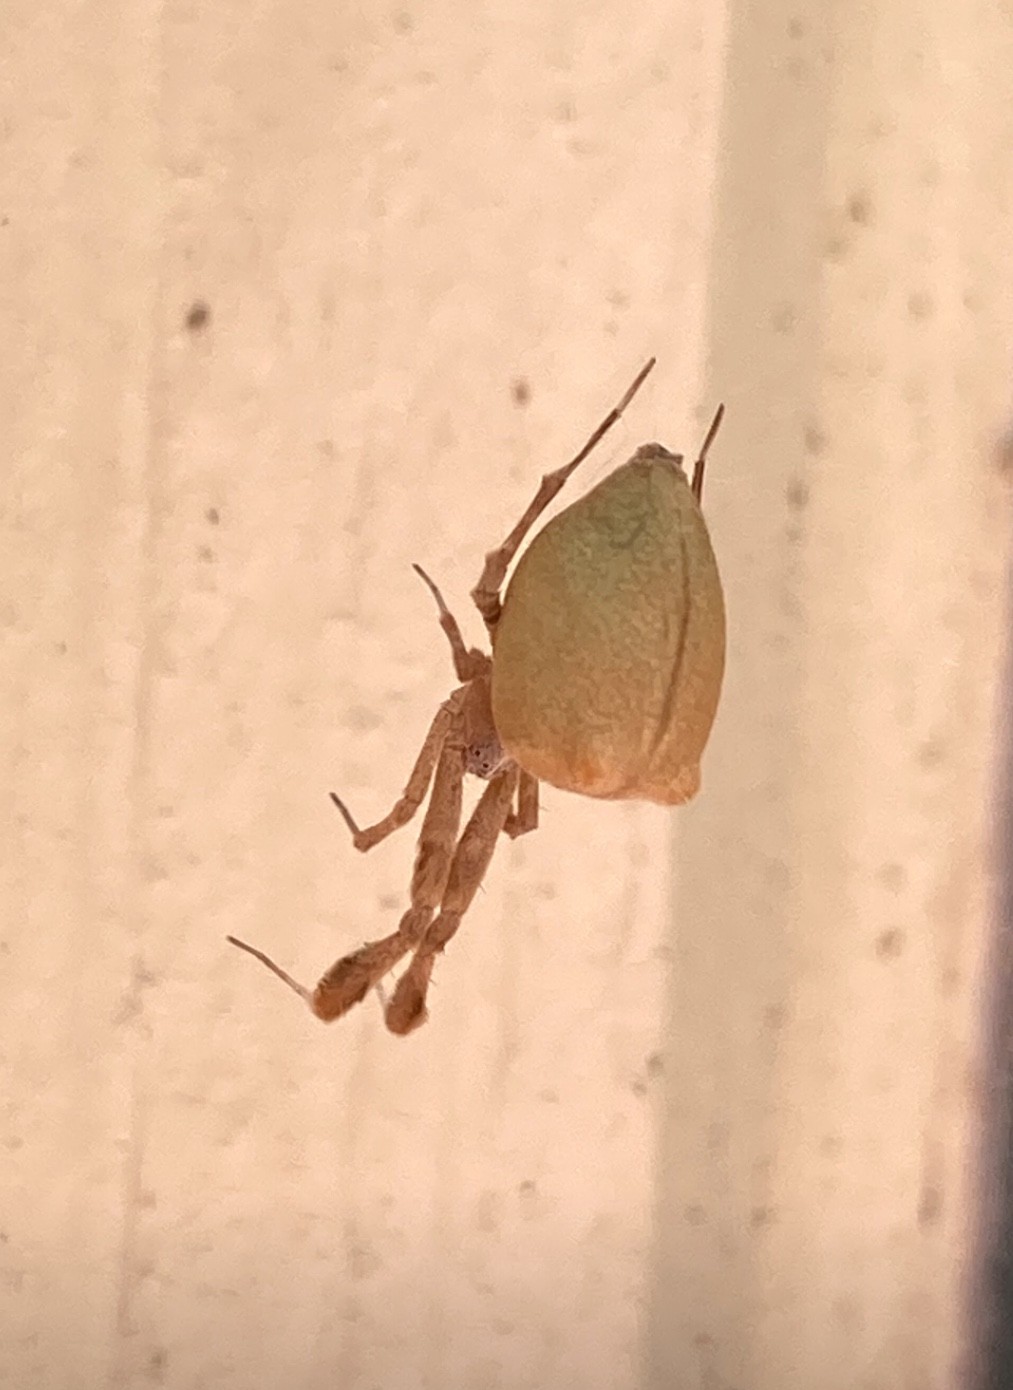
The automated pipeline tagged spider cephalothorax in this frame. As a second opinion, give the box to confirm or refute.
[228,358,725,1034]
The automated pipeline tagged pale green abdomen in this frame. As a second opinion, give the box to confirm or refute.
[491,448,725,805]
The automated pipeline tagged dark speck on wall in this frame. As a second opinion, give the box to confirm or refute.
[846,191,873,225]
[786,478,810,510]
[875,927,906,959]
[186,301,211,332]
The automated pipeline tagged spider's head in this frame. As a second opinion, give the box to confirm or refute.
[465,733,505,780]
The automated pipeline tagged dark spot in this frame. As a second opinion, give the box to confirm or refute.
[918,1185,943,1227]
[787,16,805,37]
[786,477,809,510]
[771,303,796,334]
[918,737,945,768]
[763,1004,786,1031]
[148,1347,169,1380]
[54,641,67,655]
[907,291,933,321]
[803,422,826,454]
[197,545,214,563]
[645,1051,665,1077]
[318,438,335,458]
[205,507,220,525]
[693,1332,714,1348]
[875,927,905,960]
[750,1205,776,1228]
[820,1134,844,1157]
[846,191,873,225]
[684,1204,707,1226]
[185,300,211,332]
[941,966,960,998]
[510,377,531,407]
[392,10,414,32]
[0,216,8,227]
[517,1179,538,1216]
[630,1077,648,1097]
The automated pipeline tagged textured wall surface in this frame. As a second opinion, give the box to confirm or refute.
[2,2,1011,1388]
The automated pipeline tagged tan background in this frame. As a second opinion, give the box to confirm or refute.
[3,1,1011,1388]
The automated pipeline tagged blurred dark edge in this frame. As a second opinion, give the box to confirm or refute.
[969,553,1013,1390]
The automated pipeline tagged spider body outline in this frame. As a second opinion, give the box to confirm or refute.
[228,358,725,1034]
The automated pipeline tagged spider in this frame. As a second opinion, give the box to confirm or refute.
[228,358,725,1034]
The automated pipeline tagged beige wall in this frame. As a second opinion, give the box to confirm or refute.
[3,2,1010,1388]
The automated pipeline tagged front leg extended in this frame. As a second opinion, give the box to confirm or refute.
[228,734,467,1022]
[470,359,655,635]
[330,696,460,852]
[311,735,466,1020]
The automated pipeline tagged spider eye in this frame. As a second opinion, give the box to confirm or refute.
[467,740,501,779]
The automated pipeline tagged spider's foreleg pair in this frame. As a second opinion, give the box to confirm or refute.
[228,568,535,1035]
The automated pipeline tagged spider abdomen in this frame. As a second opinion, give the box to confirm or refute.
[490,445,725,805]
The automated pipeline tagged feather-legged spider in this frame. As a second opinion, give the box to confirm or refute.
[228,357,725,1034]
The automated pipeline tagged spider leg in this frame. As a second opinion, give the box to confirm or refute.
[385,763,520,1034]
[503,769,539,839]
[225,936,314,1007]
[227,726,467,1022]
[412,563,489,683]
[330,696,458,852]
[690,403,725,502]
[309,734,467,1020]
[470,358,656,635]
